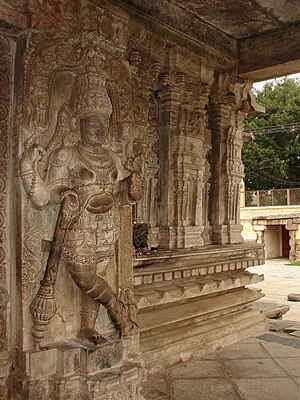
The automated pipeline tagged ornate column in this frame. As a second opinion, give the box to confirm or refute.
[157,75,182,248]
[155,62,213,249]
[128,45,162,248]
[209,100,232,244]
[209,74,249,244]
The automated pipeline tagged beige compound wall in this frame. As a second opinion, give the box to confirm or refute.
[241,206,300,259]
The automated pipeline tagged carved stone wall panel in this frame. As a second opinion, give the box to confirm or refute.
[0,35,11,288]
[25,0,130,54]
[0,33,14,399]
[27,0,81,32]
[18,18,140,348]
[9,12,146,395]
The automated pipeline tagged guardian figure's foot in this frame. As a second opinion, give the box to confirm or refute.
[78,327,107,345]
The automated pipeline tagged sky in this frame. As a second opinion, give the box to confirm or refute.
[253,72,300,91]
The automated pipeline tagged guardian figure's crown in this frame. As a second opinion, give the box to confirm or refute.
[70,71,112,118]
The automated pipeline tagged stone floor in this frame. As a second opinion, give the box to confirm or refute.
[141,258,300,400]
[250,258,300,322]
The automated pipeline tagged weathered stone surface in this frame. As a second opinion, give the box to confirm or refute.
[268,319,300,333]
[252,301,290,319]
[289,330,300,338]
[287,293,300,302]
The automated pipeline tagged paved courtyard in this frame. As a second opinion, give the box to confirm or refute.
[251,258,300,322]
[142,258,300,400]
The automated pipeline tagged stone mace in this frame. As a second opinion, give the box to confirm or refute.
[30,192,80,349]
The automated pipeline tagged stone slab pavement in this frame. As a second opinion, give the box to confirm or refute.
[250,258,300,322]
[141,334,300,400]
[141,258,300,399]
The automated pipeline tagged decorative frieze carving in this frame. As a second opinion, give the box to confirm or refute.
[134,244,264,286]
[135,271,264,308]
[25,0,130,56]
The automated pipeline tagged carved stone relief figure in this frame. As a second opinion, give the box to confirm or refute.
[20,70,143,347]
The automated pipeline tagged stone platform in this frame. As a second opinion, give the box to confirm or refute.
[134,244,267,371]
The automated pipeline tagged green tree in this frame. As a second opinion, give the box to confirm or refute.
[243,77,300,190]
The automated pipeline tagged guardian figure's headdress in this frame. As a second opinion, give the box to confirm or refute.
[70,71,112,118]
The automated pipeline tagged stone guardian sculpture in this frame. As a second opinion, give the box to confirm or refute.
[20,69,143,348]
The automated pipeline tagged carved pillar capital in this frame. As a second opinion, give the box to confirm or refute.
[253,225,267,232]
[157,86,182,126]
[209,103,232,132]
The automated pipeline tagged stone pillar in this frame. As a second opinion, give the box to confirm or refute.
[240,180,246,208]
[210,77,248,245]
[253,225,266,244]
[157,83,182,248]
[128,50,161,248]
[210,102,232,244]
[285,224,298,261]
[295,239,300,261]
[157,73,212,249]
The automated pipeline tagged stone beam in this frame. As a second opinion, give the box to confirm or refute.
[114,0,238,69]
[238,23,300,81]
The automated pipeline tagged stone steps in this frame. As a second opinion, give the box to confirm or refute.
[135,271,264,308]
[138,290,266,371]
[141,309,268,372]
[138,287,263,334]
[137,288,266,371]
[133,246,267,370]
